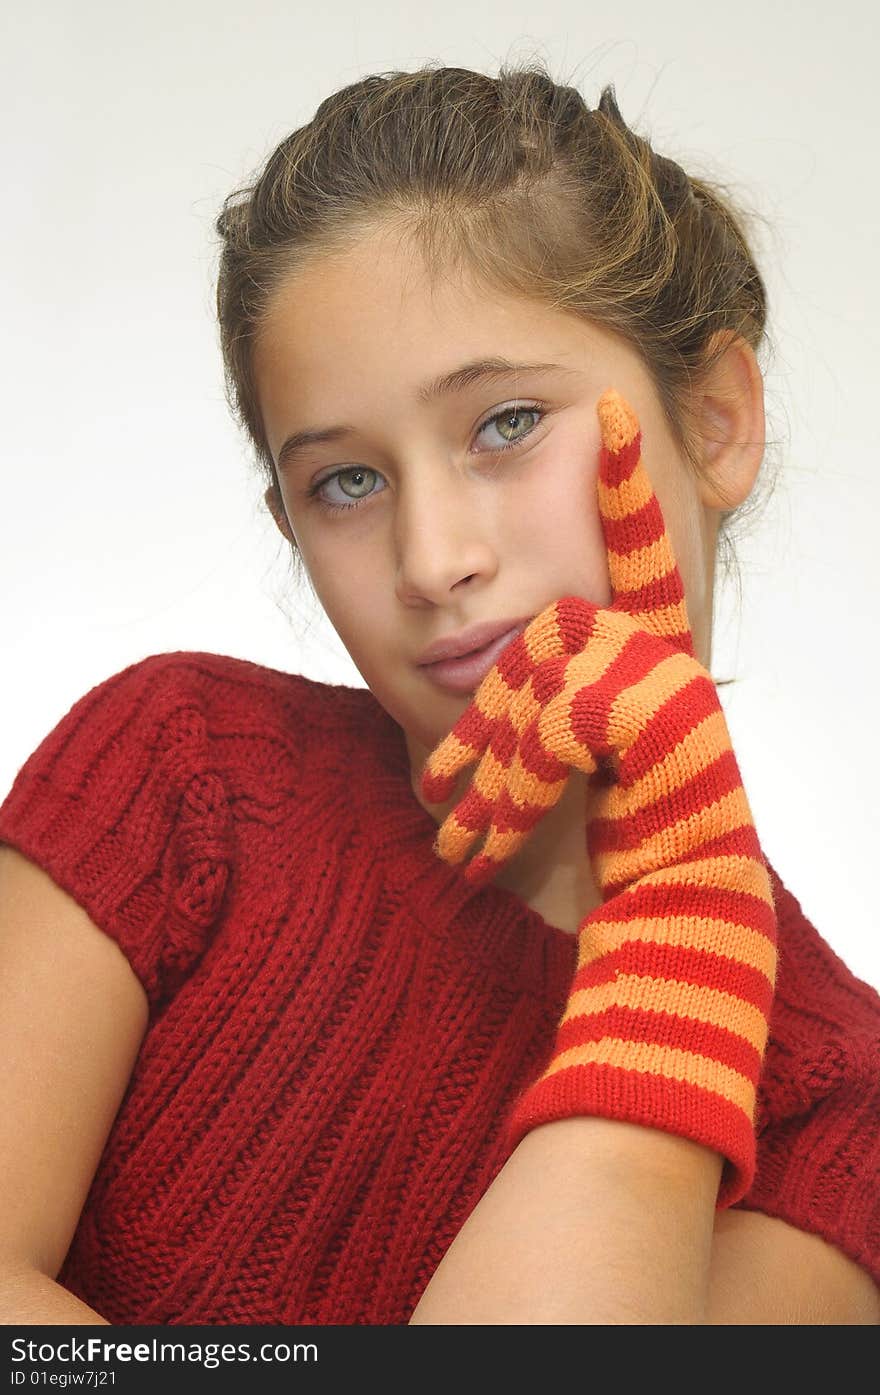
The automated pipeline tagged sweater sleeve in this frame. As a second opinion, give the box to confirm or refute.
[0,654,234,1009]
[736,862,880,1289]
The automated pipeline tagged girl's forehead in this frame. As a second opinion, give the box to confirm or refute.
[257,243,624,389]
[264,243,516,333]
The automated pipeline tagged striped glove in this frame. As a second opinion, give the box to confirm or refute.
[420,389,777,1207]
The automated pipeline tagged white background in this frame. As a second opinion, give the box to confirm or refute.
[2,2,878,988]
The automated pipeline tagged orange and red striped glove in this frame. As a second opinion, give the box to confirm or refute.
[420,389,777,1207]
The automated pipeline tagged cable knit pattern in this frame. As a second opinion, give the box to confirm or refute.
[0,650,877,1322]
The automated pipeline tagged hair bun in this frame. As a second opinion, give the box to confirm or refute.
[651,150,694,215]
[595,85,693,216]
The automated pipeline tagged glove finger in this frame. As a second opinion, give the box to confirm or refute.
[420,697,496,802]
[533,612,647,767]
[434,781,496,863]
[518,595,598,666]
[463,763,569,887]
[455,632,629,878]
[420,625,541,803]
[538,685,607,774]
[421,729,481,804]
[595,388,696,657]
[421,600,601,805]
[450,677,573,879]
[433,689,548,864]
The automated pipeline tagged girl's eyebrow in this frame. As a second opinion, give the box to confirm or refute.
[275,358,576,473]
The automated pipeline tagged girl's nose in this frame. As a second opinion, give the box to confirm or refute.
[393,475,498,606]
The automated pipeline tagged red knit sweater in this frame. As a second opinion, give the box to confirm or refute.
[0,650,878,1324]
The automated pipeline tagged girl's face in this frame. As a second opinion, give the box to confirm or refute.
[254,225,718,787]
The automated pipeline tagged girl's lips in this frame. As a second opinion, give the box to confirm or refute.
[419,624,525,695]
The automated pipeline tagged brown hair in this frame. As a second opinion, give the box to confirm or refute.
[214,59,779,629]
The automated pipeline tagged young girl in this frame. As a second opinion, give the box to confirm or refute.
[0,64,877,1326]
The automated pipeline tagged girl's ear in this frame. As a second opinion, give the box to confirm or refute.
[692,330,766,512]
[264,484,297,546]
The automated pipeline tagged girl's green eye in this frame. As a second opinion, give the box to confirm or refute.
[479,405,543,449]
[308,401,545,513]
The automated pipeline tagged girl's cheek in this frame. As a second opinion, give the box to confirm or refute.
[518,447,612,606]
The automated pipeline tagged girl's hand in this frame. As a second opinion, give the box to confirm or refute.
[420,389,777,1207]
[421,389,699,887]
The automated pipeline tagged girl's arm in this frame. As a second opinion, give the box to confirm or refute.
[0,1267,110,1325]
[413,393,877,1326]
[0,844,148,1323]
[707,1210,880,1325]
[408,1119,880,1325]
[410,1115,722,1324]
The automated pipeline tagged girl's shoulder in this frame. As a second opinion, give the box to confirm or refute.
[0,650,384,1007]
[2,648,380,793]
[58,647,365,731]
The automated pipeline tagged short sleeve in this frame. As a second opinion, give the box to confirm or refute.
[741,1032,880,1287]
[735,862,880,1288]
[0,654,234,1009]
